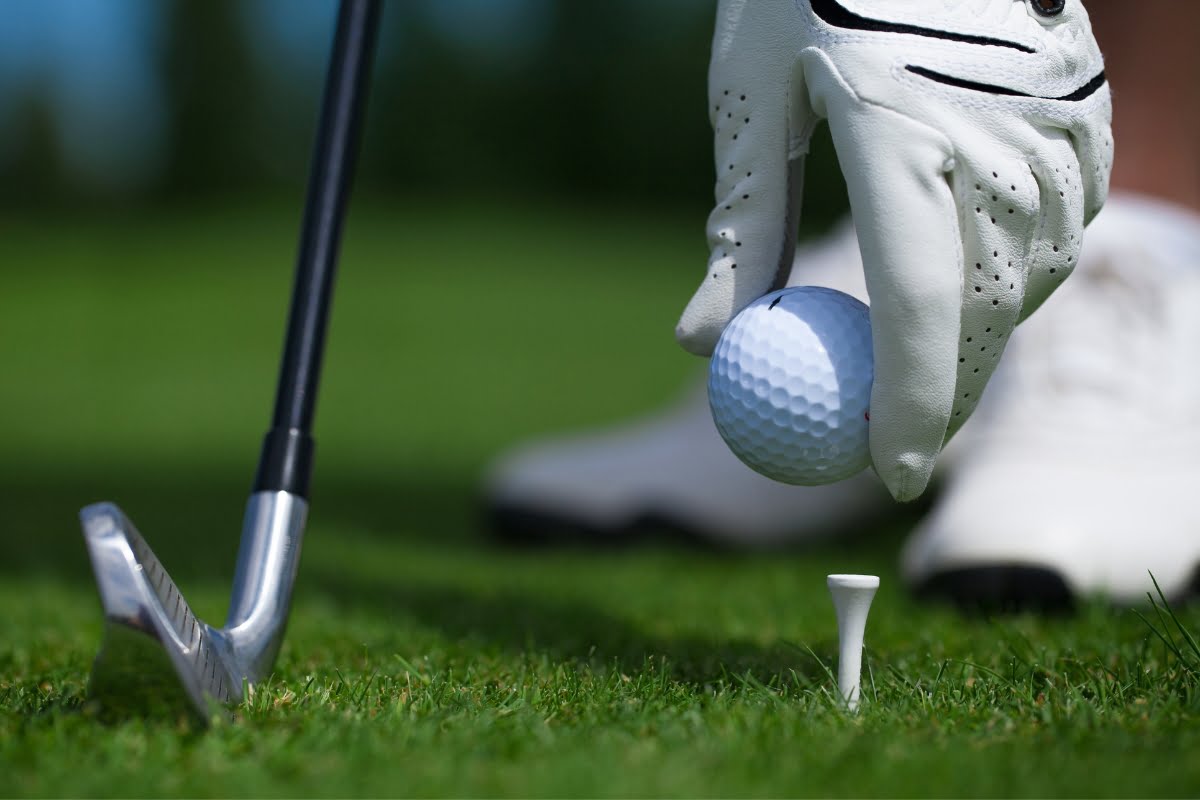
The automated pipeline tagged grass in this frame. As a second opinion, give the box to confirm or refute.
[0,199,1198,797]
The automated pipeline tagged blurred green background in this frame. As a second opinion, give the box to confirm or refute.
[1,0,849,214]
[0,0,850,579]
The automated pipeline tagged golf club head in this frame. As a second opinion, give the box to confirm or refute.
[81,503,239,720]
[80,492,308,721]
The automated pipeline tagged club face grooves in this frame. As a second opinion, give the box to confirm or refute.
[123,517,194,647]
[81,503,238,720]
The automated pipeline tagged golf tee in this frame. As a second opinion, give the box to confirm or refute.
[827,574,879,711]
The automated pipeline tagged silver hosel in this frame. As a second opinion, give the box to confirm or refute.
[223,491,308,684]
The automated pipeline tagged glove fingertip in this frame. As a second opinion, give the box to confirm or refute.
[874,449,936,503]
[674,323,719,358]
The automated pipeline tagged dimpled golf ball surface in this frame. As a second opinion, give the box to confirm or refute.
[708,286,873,485]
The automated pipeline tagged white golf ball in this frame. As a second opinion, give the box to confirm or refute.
[708,286,873,485]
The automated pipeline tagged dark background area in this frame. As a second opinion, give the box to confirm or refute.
[0,0,849,224]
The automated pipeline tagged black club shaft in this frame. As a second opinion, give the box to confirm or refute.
[254,0,382,498]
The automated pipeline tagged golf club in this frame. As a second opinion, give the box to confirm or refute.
[80,0,381,720]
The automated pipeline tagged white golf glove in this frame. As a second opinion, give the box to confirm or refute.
[676,0,1113,501]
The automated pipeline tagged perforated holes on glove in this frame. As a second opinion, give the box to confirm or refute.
[949,163,1036,429]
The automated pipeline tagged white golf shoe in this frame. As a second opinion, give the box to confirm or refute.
[904,195,1200,607]
[485,223,895,548]
[486,381,894,547]
[486,195,1200,609]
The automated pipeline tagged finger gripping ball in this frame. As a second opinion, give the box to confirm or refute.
[708,287,874,485]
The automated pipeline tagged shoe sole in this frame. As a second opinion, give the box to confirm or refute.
[915,564,1200,614]
[914,565,1076,614]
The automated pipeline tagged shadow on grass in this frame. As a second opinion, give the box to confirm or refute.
[308,566,844,691]
[0,465,482,581]
[0,461,921,578]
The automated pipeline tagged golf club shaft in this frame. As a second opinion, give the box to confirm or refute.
[254,0,382,498]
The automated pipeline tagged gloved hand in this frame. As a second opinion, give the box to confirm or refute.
[676,0,1113,501]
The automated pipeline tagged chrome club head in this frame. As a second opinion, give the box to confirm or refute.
[81,493,307,720]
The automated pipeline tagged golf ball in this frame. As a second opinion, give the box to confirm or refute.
[708,286,874,485]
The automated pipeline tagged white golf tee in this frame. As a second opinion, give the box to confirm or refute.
[827,574,879,711]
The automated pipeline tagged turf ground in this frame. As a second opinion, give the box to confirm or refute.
[1,201,1198,797]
